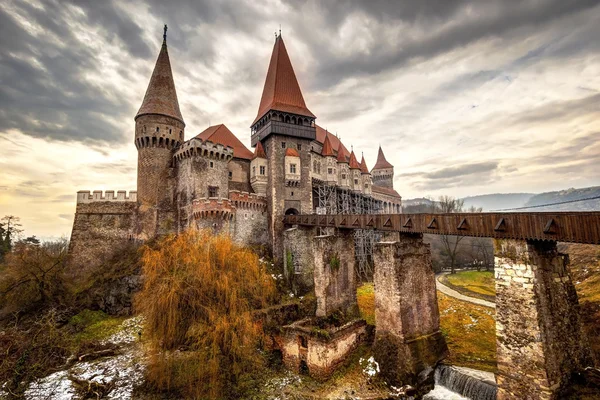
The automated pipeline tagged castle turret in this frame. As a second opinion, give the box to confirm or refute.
[360,154,372,196]
[371,146,394,189]
[348,151,362,193]
[337,144,350,188]
[251,33,316,261]
[134,25,184,238]
[251,142,268,195]
[322,135,337,185]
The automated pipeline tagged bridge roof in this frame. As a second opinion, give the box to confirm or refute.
[284,212,600,244]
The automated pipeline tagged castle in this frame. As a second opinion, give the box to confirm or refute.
[68,29,402,269]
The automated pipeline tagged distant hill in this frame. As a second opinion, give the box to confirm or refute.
[523,186,600,211]
[461,193,535,211]
[403,186,600,213]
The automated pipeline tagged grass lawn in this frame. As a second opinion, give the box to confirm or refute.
[444,270,495,298]
[356,283,497,373]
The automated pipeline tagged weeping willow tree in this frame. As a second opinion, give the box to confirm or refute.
[136,229,277,399]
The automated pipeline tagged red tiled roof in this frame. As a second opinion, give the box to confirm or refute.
[196,124,253,160]
[253,141,267,159]
[285,147,300,157]
[372,146,394,170]
[315,125,351,160]
[252,36,315,126]
[321,134,335,157]
[372,185,401,198]
[349,151,360,169]
[359,155,369,174]
[136,41,184,124]
[337,145,348,163]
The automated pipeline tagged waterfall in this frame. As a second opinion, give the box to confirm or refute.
[424,365,497,400]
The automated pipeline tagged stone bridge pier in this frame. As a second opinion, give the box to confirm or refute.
[373,233,448,394]
[495,239,592,399]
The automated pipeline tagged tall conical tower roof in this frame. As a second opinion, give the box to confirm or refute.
[349,151,360,169]
[252,34,315,125]
[136,27,184,125]
[321,134,335,157]
[253,141,267,159]
[372,146,393,170]
[360,154,370,174]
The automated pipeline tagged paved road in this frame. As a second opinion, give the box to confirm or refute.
[436,272,496,309]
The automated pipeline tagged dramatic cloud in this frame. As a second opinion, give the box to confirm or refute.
[1,0,599,237]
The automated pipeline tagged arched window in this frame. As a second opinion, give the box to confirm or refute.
[285,115,290,123]
[156,127,159,132]
[280,114,285,122]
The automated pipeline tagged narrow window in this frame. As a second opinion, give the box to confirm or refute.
[228,171,232,180]
[291,192,294,196]
[259,165,265,175]
[354,179,359,185]
[342,174,346,179]
[297,144,302,151]
[156,127,159,132]
[210,161,214,168]
[328,168,333,174]
[290,164,297,174]
[208,186,218,198]
[252,166,256,177]
[281,142,286,149]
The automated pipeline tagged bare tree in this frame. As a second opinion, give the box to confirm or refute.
[437,196,466,274]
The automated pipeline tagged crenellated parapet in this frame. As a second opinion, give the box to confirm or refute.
[192,197,235,220]
[229,190,267,211]
[77,190,137,203]
[174,138,234,162]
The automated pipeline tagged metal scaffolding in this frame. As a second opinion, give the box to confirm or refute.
[313,182,385,281]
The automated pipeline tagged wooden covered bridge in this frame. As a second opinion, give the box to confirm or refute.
[282,211,600,399]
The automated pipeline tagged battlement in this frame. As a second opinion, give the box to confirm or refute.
[192,197,236,220]
[174,138,234,162]
[229,190,267,211]
[77,190,137,203]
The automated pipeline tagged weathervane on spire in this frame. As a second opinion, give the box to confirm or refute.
[163,24,168,43]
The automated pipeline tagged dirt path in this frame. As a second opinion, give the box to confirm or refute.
[436,272,496,309]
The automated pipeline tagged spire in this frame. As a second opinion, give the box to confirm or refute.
[321,134,335,157]
[372,146,393,170]
[253,141,267,159]
[359,154,369,174]
[349,151,360,169]
[337,145,348,163]
[136,26,184,124]
[252,35,315,125]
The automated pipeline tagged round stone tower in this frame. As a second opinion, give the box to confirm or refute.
[134,26,185,238]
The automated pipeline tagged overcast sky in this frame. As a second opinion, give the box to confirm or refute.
[1,0,599,238]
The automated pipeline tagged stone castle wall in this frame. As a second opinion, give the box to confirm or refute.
[229,158,251,192]
[68,191,138,281]
[230,191,268,247]
[265,134,314,264]
[175,139,232,231]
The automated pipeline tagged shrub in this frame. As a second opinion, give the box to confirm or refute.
[135,229,277,399]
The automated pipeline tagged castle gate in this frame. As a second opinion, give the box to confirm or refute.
[283,211,600,400]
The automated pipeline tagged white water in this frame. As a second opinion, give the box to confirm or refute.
[424,365,497,400]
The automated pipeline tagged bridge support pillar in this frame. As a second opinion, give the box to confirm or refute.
[373,233,448,394]
[283,226,317,296]
[495,239,592,400]
[313,230,357,317]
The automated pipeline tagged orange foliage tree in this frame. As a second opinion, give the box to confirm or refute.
[136,229,277,399]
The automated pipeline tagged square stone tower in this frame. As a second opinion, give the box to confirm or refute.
[250,33,316,262]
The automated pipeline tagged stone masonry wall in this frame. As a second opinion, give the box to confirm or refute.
[229,158,252,193]
[265,134,314,265]
[68,199,137,283]
[494,239,592,400]
[313,231,357,317]
[373,233,448,393]
[176,154,229,231]
[283,226,316,295]
[233,207,268,247]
